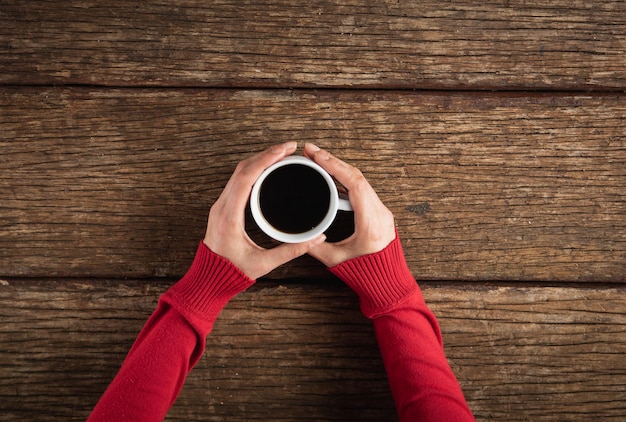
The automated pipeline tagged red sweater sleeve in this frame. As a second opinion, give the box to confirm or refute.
[88,241,254,422]
[329,234,474,422]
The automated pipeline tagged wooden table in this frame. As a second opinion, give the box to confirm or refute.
[1,1,625,420]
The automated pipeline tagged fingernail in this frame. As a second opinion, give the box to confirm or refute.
[307,143,321,153]
[284,141,297,151]
[269,142,296,154]
[308,144,330,160]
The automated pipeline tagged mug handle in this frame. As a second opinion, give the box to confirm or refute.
[337,193,353,212]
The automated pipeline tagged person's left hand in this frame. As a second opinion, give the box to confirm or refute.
[203,142,326,280]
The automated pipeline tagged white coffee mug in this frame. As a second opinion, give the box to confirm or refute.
[250,156,352,243]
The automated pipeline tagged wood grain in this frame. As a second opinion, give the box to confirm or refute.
[1,88,624,281]
[3,2,624,421]
[1,0,624,89]
[0,279,624,421]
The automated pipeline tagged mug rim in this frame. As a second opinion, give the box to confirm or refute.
[250,156,339,243]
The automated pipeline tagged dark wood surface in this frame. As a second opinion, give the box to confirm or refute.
[1,0,625,420]
[1,0,624,89]
[1,279,625,421]
[1,88,624,281]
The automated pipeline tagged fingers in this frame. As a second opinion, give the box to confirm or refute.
[221,142,297,214]
[303,143,357,188]
[251,234,326,279]
[234,141,297,185]
[304,143,382,213]
[307,242,346,268]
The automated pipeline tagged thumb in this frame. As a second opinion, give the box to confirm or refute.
[259,235,327,276]
[308,242,350,268]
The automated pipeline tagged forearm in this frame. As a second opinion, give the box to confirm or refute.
[372,292,474,421]
[88,242,254,421]
[88,300,210,421]
[329,234,473,421]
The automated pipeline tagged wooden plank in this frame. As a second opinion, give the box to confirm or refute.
[0,279,624,421]
[1,0,624,89]
[1,88,624,281]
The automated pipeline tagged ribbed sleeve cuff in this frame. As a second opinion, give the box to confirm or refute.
[163,241,255,323]
[328,233,421,318]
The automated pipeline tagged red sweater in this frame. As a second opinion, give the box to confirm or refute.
[88,237,474,421]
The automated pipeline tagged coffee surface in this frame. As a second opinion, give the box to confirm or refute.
[259,164,331,234]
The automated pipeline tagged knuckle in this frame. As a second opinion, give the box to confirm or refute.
[347,170,369,192]
[233,160,257,184]
[352,170,367,185]
[234,160,249,176]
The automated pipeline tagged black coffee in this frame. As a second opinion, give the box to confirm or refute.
[259,164,331,234]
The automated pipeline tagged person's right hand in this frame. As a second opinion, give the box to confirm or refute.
[303,143,397,267]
